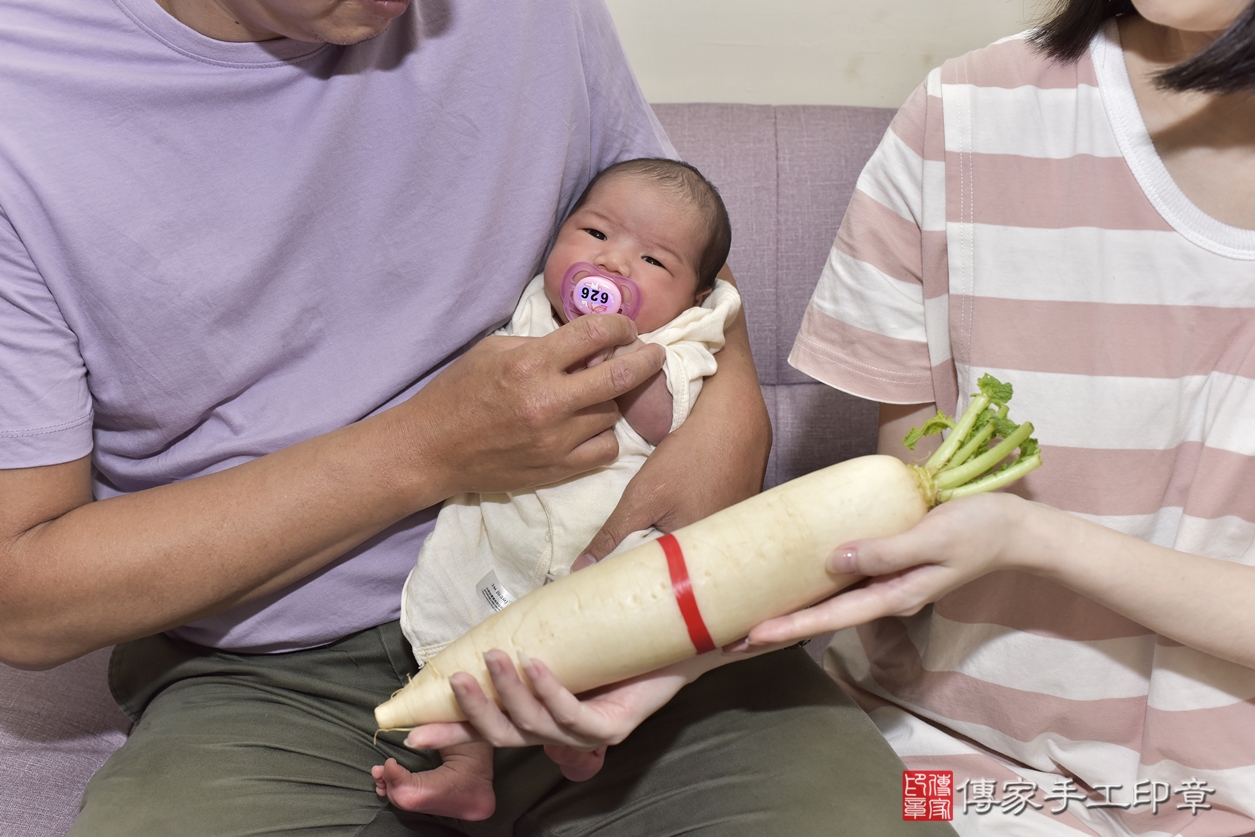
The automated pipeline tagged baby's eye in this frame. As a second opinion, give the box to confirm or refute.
[584,228,607,240]
[643,256,663,267]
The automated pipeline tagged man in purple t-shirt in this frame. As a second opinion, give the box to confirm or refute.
[0,1,949,834]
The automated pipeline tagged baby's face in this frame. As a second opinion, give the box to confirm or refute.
[544,173,707,334]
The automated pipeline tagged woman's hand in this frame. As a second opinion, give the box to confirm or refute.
[746,482,1255,672]
[743,399,1023,647]
[402,649,696,780]
[748,492,1026,645]
[402,639,793,782]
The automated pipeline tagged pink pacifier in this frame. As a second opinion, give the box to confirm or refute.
[559,262,643,322]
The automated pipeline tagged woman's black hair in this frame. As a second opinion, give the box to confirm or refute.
[1032,0,1255,94]
[568,158,731,294]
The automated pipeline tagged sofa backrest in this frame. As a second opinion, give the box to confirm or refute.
[652,104,896,489]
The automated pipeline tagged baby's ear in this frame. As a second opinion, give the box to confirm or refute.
[694,286,713,306]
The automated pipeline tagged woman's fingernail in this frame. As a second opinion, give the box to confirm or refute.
[572,553,597,572]
[450,678,469,698]
[829,546,857,573]
[517,651,537,679]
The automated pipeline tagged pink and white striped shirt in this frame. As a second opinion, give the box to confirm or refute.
[791,24,1255,836]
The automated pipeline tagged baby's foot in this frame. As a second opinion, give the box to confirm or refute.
[545,744,607,781]
[371,749,496,821]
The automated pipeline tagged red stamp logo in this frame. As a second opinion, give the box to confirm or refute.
[904,770,954,821]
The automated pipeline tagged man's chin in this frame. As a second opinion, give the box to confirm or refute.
[313,25,389,45]
[303,0,408,45]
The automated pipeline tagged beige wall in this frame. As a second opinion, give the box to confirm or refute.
[605,0,1042,108]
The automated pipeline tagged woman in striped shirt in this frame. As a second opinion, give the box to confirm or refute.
[768,0,1255,833]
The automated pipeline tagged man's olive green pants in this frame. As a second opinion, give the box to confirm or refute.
[71,621,956,836]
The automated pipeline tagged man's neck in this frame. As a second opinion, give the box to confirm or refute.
[154,0,278,42]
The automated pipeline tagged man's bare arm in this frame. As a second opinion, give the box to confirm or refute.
[0,315,662,670]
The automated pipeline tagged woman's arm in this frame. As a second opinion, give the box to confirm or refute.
[749,402,1255,670]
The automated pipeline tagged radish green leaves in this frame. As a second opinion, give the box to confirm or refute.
[905,374,1042,504]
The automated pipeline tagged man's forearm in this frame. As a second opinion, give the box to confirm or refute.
[0,407,439,669]
[0,315,664,669]
[681,275,771,502]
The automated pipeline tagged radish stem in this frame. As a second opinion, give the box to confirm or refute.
[923,394,989,472]
[947,417,997,470]
[941,451,1042,501]
[908,374,1041,506]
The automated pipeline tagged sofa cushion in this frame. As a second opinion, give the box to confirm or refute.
[0,648,131,836]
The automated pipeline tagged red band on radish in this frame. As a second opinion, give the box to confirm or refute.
[659,533,716,654]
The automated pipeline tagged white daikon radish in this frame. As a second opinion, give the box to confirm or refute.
[376,375,1040,729]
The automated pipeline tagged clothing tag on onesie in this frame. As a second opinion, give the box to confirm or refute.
[476,570,517,612]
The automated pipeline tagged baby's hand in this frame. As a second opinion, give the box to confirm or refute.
[585,338,648,369]
[576,338,669,443]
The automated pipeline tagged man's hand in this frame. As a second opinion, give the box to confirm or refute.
[409,313,664,500]
[0,312,662,669]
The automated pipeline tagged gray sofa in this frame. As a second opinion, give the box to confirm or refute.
[0,102,896,836]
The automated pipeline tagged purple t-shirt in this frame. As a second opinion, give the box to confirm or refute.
[0,0,674,651]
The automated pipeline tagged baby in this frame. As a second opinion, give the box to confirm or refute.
[372,158,738,819]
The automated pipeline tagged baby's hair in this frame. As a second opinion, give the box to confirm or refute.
[569,158,732,294]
